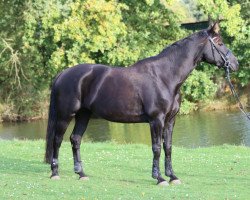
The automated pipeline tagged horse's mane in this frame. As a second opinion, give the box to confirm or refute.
[131,30,206,67]
[158,30,205,57]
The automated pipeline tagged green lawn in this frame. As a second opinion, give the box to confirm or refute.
[0,140,249,200]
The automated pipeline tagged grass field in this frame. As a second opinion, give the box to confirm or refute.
[0,140,249,200]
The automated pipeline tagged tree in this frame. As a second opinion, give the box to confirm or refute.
[0,0,185,120]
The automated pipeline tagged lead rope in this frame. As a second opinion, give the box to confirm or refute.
[208,36,250,121]
[225,66,250,121]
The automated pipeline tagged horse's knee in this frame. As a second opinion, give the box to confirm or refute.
[152,144,161,157]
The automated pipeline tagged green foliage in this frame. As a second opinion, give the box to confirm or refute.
[232,33,250,86]
[197,0,244,37]
[117,0,186,65]
[230,0,249,24]
[0,0,186,120]
[182,70,217,102]
[0,0,27,96]
[228,0,250,86]
[179,98,197,115]
[26,0,128,68]
[179,0,206,22]
[180,70,217,114]
[22,0,185,69]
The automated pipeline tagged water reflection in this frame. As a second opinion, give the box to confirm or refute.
[0,110,249,148]
[174,111,249,147]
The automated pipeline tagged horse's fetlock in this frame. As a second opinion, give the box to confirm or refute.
[165,165,174,177]
[74,162,83,173]
[152,165,161,179]
[165,169,172,177]
[51,158,59,170]
[52,158,58,165]
[152,172,159,179]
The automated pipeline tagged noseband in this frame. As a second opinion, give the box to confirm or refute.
[208,36,231,71]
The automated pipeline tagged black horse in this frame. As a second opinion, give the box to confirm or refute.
[45,22,239,185]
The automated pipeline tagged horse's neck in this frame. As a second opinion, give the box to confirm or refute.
[156,39,205,92]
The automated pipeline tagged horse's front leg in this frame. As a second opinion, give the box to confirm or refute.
[150,117,169,186]
[163,117,181,184]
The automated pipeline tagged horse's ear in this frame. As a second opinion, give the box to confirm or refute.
[210,21,220,34]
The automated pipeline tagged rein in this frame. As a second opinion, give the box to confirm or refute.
[225,67,250,120]
[208,36,250,121]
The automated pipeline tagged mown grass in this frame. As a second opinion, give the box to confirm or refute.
[0,140,249,200]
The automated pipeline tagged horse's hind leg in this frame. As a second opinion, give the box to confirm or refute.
[70,109,91,180]
[51,118,71,179]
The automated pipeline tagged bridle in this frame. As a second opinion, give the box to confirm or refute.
[208,36,231,70]
[207,33,250,121]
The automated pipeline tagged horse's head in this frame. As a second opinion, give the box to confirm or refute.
[202,22,239,71]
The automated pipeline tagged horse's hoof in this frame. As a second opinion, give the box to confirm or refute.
[51,175,60,180]
[79,176,89,181]
[170,179,181,185]
[158,181,169,187]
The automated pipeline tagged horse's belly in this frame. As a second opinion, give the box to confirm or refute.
[88,84,146,122]
[99,112,147,123]
[90,96,146,122]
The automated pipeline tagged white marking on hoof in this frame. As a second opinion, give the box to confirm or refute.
[51,175,60,180]
[158,181,169,186]
[170,179,181,185]
[79,176,89,181]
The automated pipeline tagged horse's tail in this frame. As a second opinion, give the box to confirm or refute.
[44,81,57,164]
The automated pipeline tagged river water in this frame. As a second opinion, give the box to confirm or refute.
[0,110,249,148]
